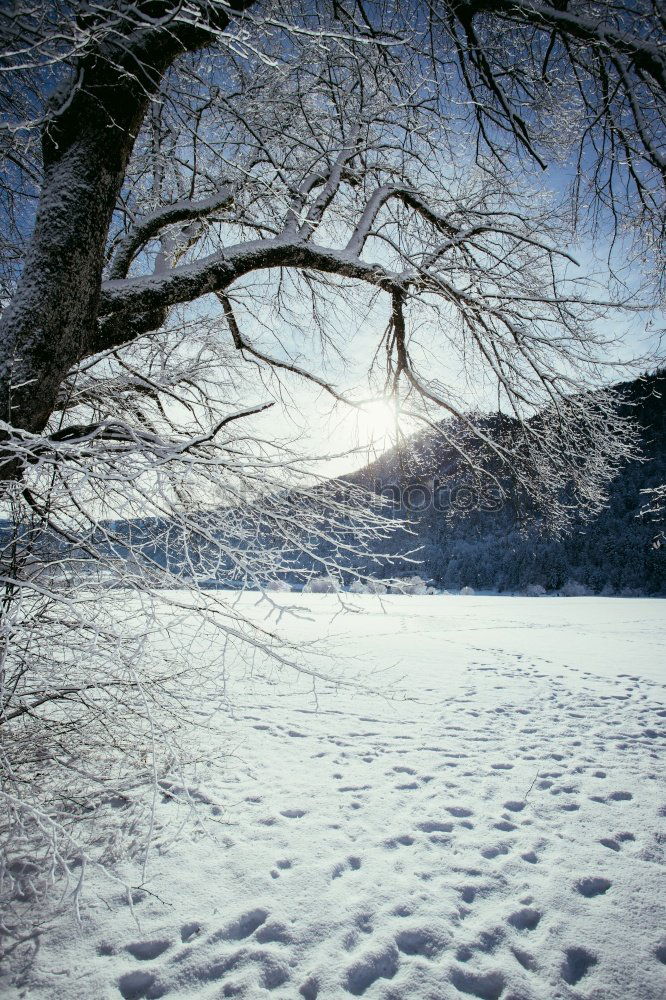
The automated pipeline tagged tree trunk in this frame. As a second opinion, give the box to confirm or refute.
[0,3,249,475]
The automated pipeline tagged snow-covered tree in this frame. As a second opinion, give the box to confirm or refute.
[1,1,662,493]
[640,485,666,520]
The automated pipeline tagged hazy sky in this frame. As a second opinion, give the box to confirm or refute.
[233,252,663,480]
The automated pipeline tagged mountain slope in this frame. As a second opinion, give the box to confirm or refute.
[344,371,666,595]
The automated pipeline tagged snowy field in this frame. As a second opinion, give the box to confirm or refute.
[4,595,666,1000]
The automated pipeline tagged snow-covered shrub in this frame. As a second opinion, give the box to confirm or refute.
[349,580,368,594]
[561,579,591,596]
[303,576,340,593]
[365,579,388,595]
[525,583,546,596]
[389,575,428,595]
[264,579,292,592]
[460,585,475,595]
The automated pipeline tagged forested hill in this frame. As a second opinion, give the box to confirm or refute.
[16,374,664,596]
[345,372,666,595]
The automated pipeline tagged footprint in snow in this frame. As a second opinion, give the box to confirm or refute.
[481,843,510,859]
[507,907,542,931]
[395,926,446,959]
[417,820,453,834]
[449,966,505,1000]
[300,975,320,999]
[575,876,611,897]
[384,834,415,848]
[180,922,201,943]
[561,945,598,985]
[210,906,268,942]
[332,855,362,880]
[355,912,374,934]
[255,920,294,945]
[512,946,537,971]
[125,939,171,961]
[117,969,159,1000]
[447,805,474,817]
[344,942,399,995]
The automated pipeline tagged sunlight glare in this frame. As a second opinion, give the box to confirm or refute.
[354,398,399,455]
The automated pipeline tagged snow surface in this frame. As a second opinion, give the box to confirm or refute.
[4,595,666,1000]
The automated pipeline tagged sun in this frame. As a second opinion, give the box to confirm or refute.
[353,399,399,454]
